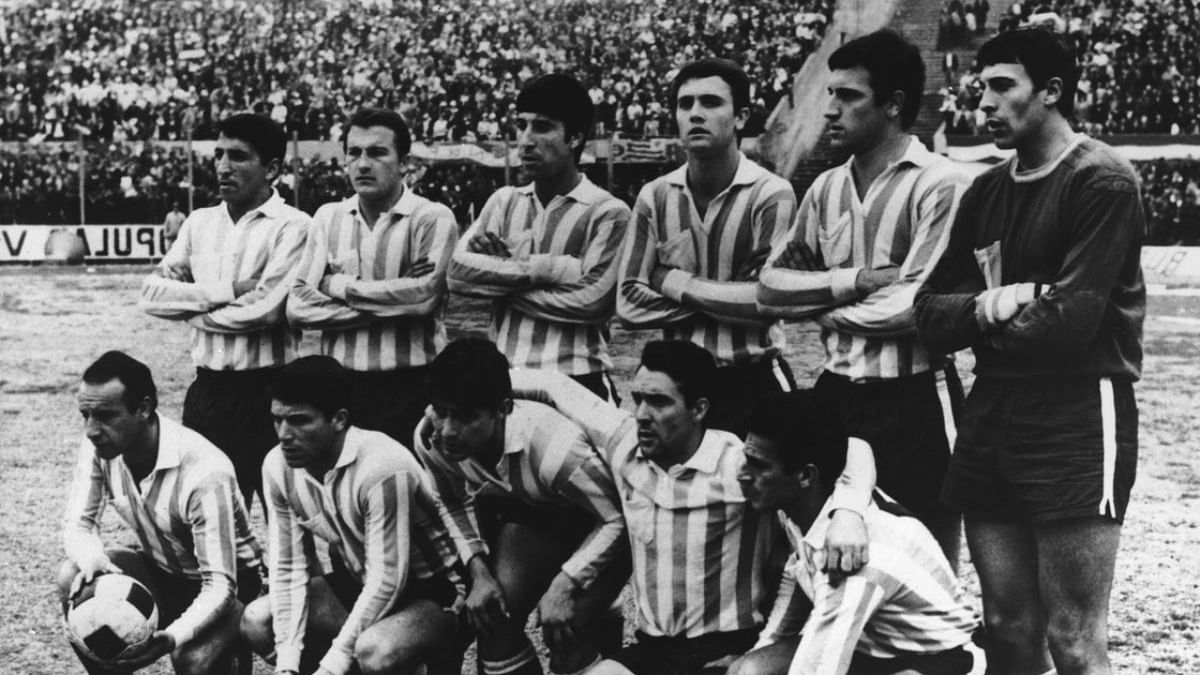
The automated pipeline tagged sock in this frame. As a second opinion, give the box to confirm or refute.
[482,644,542,675]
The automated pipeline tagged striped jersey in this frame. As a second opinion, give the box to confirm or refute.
[140,191,310,371]
[412,400,626,589]
[758,137,969,380]
[617,154,796,366]
[287,190,459,371]
[62,415,262,646]
[448,176,631,376]
[263,426,461,675]
[759,498,977,673]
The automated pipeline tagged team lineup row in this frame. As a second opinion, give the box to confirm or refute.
[60,26,1144,675]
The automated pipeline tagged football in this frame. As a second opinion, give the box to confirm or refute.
[66,574,158,662]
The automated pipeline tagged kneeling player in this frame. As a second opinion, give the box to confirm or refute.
[729,392,979,675]
[415,338,629,675]
[240,356,465,675]
[57,351,264,675]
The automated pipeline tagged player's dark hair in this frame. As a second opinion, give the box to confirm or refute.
[217,112,287,167]
[976,28,1079,117]
[671,57,752,114]
[426,338,512,411]
[346,107,413,158]
[516,73,595,162]
[828,29,925,129]
[269,355,353,421]
[637,340,717,409]
[82,351,157,413]
[746,390,847,489]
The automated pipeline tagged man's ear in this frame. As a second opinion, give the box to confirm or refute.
[332,408,350,432]
[886,90,906,121]
[692,396,711,425]
[499,398,514,416]
[264,156,283,183]
[1041,76,1064,109]
[797,464,821,489]
[734,105,750,132]
[134,396,154,422]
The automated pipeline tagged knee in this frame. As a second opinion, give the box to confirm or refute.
[725,653,771,675]
[982,603,1045,648]
[355,631,400,675]
[239,597,273,654]
[1046,611,1106,668]
[173,647,215,675]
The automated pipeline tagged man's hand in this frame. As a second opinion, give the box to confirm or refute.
[464,557,509,636]
[160,262,193,282]
[468,232,511,258]
[733,245,772,281]
[536,573,581,655]
[820,509,869,581]
[773,240,823,272]
[232,277,259,297]
[976,282,1046,328]
[854,267,900,296]
[407,258,435,278]
[68,554,122,599]
[109,630,175,670]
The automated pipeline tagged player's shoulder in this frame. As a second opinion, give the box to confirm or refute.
[1066,137,1139,193]
[511,399,591,449]
[576,178,633,217]
[345,426,423,476]
[636,165,687,205]
[160,416,239,481]
[311,197,354,223]
[408,191,457,224]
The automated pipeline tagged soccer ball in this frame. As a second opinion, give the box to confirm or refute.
[66,573,158,662]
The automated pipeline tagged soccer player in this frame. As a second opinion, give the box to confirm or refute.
[413,338,629,675]
[617,58,797,438]
[728,392,979,675]
[756,30,972,567]
[914,29,1144,675]
[239,356,464,675]
[448,74,631,403]
[162,202,186,253]
[57,351,263,675]
[139,113,310,510]
[288,107,459,442]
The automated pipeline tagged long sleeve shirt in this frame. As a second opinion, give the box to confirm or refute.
[287,191,458,371]
[139,191,310,370]
[758,137,971,380]
[447,177,631,375]
[412,400,626,590]
[914,136,1145,380]
[62,416,262,646]
[617,154,796,366]
[263,427,460,675]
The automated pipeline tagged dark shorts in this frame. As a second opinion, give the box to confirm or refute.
[944,376,1138,524]
[474,493,596,544]
[708,355,796,439]
[103,547,262,627]
[326,550,458,612]
[571,370,622,407]
[182,366,279,506]
[849,644,975,675]
[610,629,758,675]
[347,366,430,446]
[815,366,963,527]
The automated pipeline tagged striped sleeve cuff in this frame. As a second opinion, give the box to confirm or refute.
[276,645,303,673]
[319,644,354,675]
[831,267,860,302]
[659,268,691,302]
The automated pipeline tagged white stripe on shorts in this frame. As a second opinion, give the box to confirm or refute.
[1098,377,1117,518]
[934,369,958,452]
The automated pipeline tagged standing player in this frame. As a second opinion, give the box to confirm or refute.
[57,351,263,675]
[914,30,1144,675]
[288,108,459,442]
[448,74,631,403]
[162,202,186,253]
[617,58,797,437]
[756,30,971,566]
[240,356,464,675]
[140,113,310,510]
[414,338,629,675]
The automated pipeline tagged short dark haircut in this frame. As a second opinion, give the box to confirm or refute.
[976,28,1079,117]
[426,338,512,411]
[268,355,353,421]
[746,390,847,489]
[828,29,925,129]
[516,73,595,156]
[346,107,413,158]
[82,350,157,413]
[637,340,717,408]
[217,112,286,166]
[671,57,751,114]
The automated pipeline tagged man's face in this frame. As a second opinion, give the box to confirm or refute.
[824,66,892,154]
[271,400,343,470]
[426,400,504,463]
[675,76,746,157]
[77,379,147,461]
[630,367,703,464]
[214,133,276,211]
[978,62,1051,150]
[345,124,405,203]
[515,112,576,181]
[738,433,802,512]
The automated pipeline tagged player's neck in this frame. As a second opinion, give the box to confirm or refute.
[686,144,741,202]
[224,186,272,224]
[124,414,160,484]
[652,426,706,471]
[782,488,830,535]
[850,129,909,198]
[534,165,582,207]
[306,430,348,480]
[1015,116,1076,172]
[483,418,507,468]
[358,183,405,230]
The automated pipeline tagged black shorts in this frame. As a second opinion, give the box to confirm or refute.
[326,549,458,612]
[104,547,262,627]
[609,629,758,675]
[347,366,430,446]
[571,371,622,407]
[708,354,796,439]
[815,366,963,527]
[944,376,1138,524]
[474,493,595,545]
[849,644,975,675]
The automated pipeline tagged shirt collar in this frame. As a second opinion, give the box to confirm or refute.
[839,135,935,174]
[665,152,767,189]
[634,428,737,474]
[130,414,182,476]
[249,189,288,220]
[349,185,418,218]
[333,426,365,470]
[515,175,606,206]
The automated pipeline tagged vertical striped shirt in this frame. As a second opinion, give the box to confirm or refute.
[139,191,310,371]
[617,154,796,366]
[62,416,262,647]
[287,190,459,370]
[758,138,970,380]
[760,498,977,674]
[263,426,461,675]
[447,176,631,376]
[412,400,626,590]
